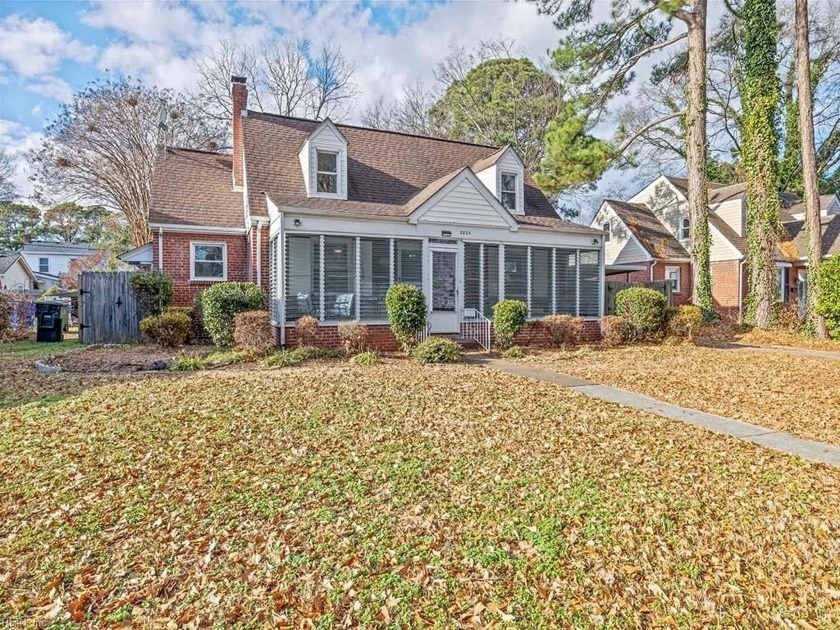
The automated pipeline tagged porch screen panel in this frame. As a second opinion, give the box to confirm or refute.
[554,249,577,315]
[579,250,601,317]
[324,236,357,321]
[395,239,422,287]
[463,243,481,310]
[359,238,390,320]
[482,244,499,317]
[504,245,528,304]
[285,235,320,321]
[268,234,279,324]
[530,247,552,317]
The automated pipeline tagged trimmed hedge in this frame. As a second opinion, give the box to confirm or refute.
[233,310,275,353]
[385,283,426,352]
[492,299,527,350]
[666,305,703,340]
[614,287,667,341]
[337,320,368,355]
[295,315,319,346]
[541,314,584,349]
[816,254,840,338]
[140,309,192,348]
[412,336,462,364]
[599,315,626,347]
[201,282,266,347]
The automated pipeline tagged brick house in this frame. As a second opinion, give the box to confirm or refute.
[592,176,840,319]
[149,77,606,349]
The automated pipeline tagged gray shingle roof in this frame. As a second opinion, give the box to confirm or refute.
[606,200,690,259]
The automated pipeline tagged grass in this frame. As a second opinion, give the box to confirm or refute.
[0,338,80,361]
[1,347,839,627]
[526,344,840,446]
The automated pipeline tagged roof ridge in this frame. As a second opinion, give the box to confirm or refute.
[245,110,501,150]
[164,146,230,156]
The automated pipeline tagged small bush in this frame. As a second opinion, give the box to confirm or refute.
[667,305,704,340]
[816,255,840,338]
[412,337,461,364]
[204,349,248,366]
[38,285,61,300]
[139,309,192,348]
[599,316,626,347]
[0,293,9,338]
[350,350,379,365]
[233,310,275,353]
[131,270,173,317]
[201,282,266,347]
[385,284,427,352]
[502,345,525,359]
[541,314,585,349]
[295,315,319,346]
[493,299,528,350]
[614,287,667,341]
[170,355,206,371]
[337,320,368,355]
[190,292,209,343]
[262,345,335,368]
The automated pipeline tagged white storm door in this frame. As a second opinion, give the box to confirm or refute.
[429,247,459,333]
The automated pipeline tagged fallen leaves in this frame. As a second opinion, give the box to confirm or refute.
[0,346,839,627]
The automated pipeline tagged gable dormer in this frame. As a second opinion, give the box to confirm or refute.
[473,146,525,215]
[298,119,348,200]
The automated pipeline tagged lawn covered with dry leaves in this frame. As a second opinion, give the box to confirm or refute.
[525,344,840,447]
[2,347,840,628]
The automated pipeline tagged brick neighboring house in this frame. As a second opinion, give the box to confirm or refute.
[149,76,606,350]
[592,175,840,319]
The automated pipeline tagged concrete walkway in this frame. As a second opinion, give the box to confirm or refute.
[699,340,840,361]
[466,355,840,468]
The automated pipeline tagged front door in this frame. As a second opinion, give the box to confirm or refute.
[429,247,459,333]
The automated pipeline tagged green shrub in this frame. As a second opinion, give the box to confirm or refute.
[502,345,524,359]
[0,292,9,338]
[349,350,379,365]
[170,355,206,371]
[130,270,173,317]
[233,310,275,353]
[201,282,266,347]
[385,283,427,352]
[412,336,461,364]
[666,305,704,340]
[139,309,192,348]
[262,345,336,368]
[295,315,319,346]
[190,292,209,343]
[204,349,248,366]
[541,314,585,349]
[38,285,61,300]
[614,287,667,341]
[815,255,840,338]
[493,299,528,350]
[599,316,626,347]
[337,320,368,355]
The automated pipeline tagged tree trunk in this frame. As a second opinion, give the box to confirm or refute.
[685,0,714,315]
[795,0,828,338]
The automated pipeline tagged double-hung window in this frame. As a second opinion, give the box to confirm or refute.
[665,266,681,293]
[316,151,338,194]
[190,242,226,281]
[500,173,517,211]
[680,217,690,240]
[602,222,611,242]
[39,257,49,273]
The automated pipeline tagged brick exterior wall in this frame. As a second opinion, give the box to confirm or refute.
[650,260,692,306]
[153,232,249,306]
[515,319,601,346]
[281,324,400,351]
[709,260,744,320]
[231,78,247,188]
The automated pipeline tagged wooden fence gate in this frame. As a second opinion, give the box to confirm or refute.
[79,271,142,344]
[604,280,673,315]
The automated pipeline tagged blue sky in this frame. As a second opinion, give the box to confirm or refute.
[1,1,565,199]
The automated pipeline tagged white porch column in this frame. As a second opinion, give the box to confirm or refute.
[319,235,325,321]
[498,243,505,301]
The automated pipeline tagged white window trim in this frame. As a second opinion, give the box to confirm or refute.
[315,149,339,196]
[39,257,49,273]
[601,222,611,242]
[500,171,518,212]
[680,216,690,241]
[665,265,681,293]
[190,241,228,282]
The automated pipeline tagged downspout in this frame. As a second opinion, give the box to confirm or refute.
[255,219,264,287]
[157,227,163,270]
[649,259,657,281]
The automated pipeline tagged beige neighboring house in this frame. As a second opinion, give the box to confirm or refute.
[0,250,37,295]
[592,175,840,319]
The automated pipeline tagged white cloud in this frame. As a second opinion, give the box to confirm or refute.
[0,119,44,200]
[0,15,96,77]
[26,76,74,102]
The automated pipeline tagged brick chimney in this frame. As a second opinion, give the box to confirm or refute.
[231,76,248,189]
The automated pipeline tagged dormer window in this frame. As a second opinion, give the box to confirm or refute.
[316,151,338,194]
[680,216,690,240]
[501,173,517,211]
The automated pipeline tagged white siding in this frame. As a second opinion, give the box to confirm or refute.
[475,165,496,196]
[1,259,33,292]
[592,204,648,265]
[417,178,510,227]
[300,123,348,200]
[712,199,744,236]
[496,151,524,215]
[709,224,741,261]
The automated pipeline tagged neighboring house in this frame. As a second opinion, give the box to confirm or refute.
[0,250,37,294]
[149,76,605,349]
[21,241,104,290]
[592,175,840,318]
[119,243,153,269]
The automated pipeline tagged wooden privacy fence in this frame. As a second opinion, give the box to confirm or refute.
[79,271,142,344]
[604,280,673,315]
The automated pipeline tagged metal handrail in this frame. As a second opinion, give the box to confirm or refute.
[460,308,491,351]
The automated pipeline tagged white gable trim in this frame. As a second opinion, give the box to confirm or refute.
[709,222,743,260]
[308,118,348,146]
[599,201,653,261]
[495,145,524,170]
[408,168,519,230]
[4,255,37,283]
